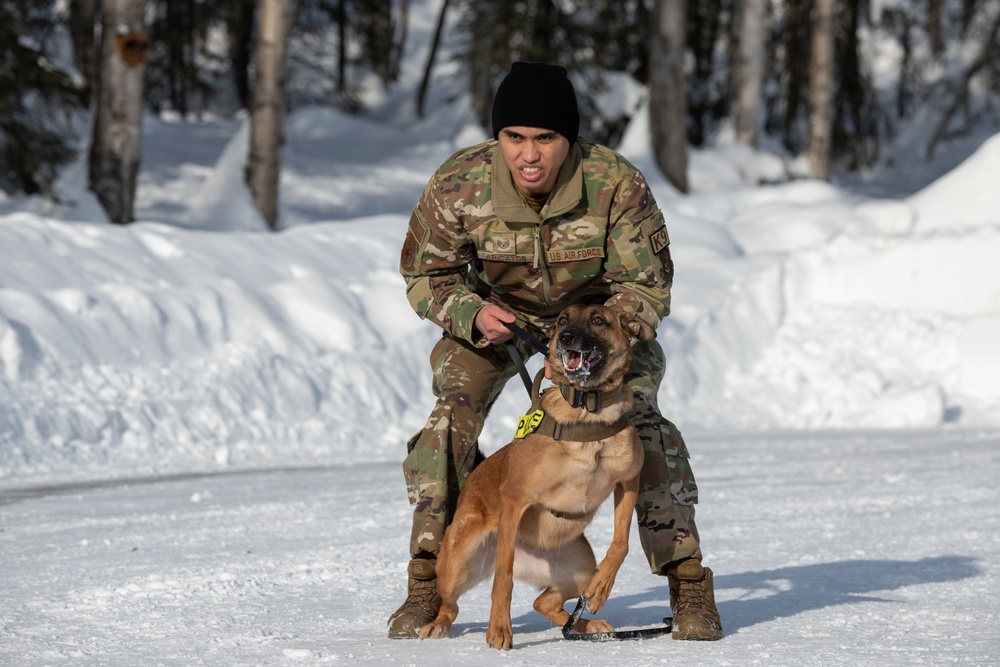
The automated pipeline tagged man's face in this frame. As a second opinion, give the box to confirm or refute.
[497,126,570,199]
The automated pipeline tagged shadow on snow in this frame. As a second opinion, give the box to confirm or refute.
[448,556,981,643]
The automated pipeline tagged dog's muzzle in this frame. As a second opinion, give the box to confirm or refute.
[558,329,604,379]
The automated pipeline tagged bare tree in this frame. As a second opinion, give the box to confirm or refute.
[466,1,513,130]
[780,0,809,153]
[89,0,149,224]
[68,0,99,105]
[926,7,1000,160]
[806,0,835,180]
[247,0,297,230]
[649,0,688,192]
[228,0,257,110]
[388,0,411,83]
[733,0,766,147]
[416,0,451,117]
[927,0,944,57]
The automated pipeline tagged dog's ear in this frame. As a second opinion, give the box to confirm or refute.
[618,312,657,343]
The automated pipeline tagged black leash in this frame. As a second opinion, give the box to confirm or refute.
[498,320,673,642]
[562,598,673,641]
[502,321,548,394]
[502,320,549,355]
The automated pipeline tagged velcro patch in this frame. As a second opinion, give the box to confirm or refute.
[481,253,534,263]
[489,232,516,255]
[547,247,605,263]
[649,224,670,255]
[400,230,419,272]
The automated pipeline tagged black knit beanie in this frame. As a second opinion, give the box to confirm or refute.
[491,62,580,143]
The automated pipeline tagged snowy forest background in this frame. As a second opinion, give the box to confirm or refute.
[4,0,1000,222]
[2,2,999,664]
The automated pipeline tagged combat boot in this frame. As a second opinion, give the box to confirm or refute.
[666,557,723,640]
[387,558,442,639]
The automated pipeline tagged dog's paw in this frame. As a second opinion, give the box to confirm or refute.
[584,574,617,613]
[573,618,615,634]
[485,623,513,650]
[418,622,450,639]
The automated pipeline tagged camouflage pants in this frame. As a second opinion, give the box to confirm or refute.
[402,332,700,575]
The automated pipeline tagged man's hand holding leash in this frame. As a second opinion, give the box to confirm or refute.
[475,304,517,344]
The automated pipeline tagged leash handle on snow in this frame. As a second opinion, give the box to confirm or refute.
[561,597,673,642]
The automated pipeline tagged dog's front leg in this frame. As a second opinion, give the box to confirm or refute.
[585,473,639,613]
[486,498,524,650]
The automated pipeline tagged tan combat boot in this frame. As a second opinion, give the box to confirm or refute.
[387,558,442,639]
[666,557,723,640]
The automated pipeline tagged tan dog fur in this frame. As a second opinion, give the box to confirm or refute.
[419,304,656,650]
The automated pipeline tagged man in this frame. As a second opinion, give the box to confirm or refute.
[390,62,722,641]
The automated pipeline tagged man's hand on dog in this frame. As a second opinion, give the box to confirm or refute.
[475,304,517,344]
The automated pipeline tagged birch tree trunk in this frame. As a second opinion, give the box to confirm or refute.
[88,0,149,224]
[733,0,766,147]
[649,0,689,192]
[806,0,835,181]
[247,0,296,230]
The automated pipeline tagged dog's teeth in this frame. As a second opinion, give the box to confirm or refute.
[563,351,584,371]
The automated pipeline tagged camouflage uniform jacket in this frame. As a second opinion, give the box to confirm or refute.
[399,139,674,346]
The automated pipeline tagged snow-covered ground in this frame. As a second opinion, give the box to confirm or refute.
[2,428,997,665]
[2,10,1000,662]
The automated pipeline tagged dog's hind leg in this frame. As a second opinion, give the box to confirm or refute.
[419,520,496,639]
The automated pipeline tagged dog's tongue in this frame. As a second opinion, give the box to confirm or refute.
[564,350,585,372]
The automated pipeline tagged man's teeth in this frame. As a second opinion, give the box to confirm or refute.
[523,167,540,174]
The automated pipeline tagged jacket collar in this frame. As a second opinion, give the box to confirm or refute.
[491,142,584,224]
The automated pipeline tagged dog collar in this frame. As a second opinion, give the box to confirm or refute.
[558,383,624,413]
[521,370,631,442]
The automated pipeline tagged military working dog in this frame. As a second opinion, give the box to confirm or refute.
[418,303,656,650]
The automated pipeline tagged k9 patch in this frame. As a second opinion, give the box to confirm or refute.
[649,224,670,255]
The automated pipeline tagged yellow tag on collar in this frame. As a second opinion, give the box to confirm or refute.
[514,409,545,439]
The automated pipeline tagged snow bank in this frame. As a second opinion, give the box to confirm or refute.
[655,133,1000,429]
[1,100,998,482]
[0,213,438,480]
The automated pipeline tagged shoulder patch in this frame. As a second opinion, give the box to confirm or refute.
[400,229,420,272]
[649,224,670,255]
[401,213,431,274]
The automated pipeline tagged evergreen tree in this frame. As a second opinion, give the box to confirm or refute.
[458,0,652,146]
[145,0,226,115]
[0,0,85,196]
[291,0,411,111]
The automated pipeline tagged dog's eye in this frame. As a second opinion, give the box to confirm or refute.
[592,315,605,326]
